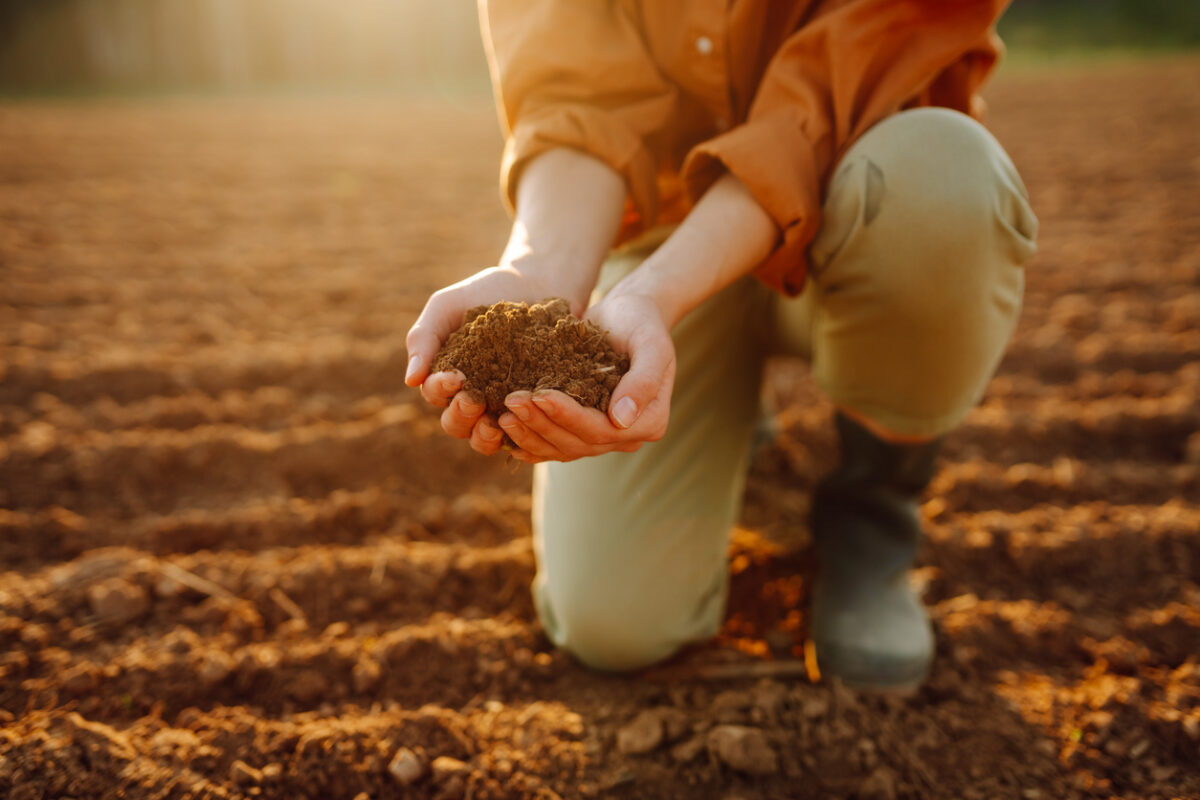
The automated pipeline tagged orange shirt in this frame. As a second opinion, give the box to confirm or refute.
[481,0,1008,295]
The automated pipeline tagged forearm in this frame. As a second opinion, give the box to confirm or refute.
[607,173,778,327]
[501,148,627,311]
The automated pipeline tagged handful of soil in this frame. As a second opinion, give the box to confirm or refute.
[432,298,630,420]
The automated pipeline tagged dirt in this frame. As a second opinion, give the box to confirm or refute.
[433,298,629,415]
[1,58,1199,799]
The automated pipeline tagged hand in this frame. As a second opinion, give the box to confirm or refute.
[405,265,576,454]
[494,291,676,463]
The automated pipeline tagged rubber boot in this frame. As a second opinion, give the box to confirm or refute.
[811,412,941,691]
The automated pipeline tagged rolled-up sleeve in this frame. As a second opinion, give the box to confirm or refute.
[481,0,677,226]
[682,0,1006,295]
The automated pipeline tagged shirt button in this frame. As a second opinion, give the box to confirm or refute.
[695,35,714,55]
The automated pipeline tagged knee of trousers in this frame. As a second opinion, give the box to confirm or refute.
[536,573,705,672]
[814,107,1038,328]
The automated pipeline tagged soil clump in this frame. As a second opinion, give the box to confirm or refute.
[433,298,629,417]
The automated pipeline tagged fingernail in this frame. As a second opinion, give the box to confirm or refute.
[612,397,638,429]
[404,356,420,383]
[479,423,500,442]
[507,400,530,422]
[531,393,554,415]
[459,394,483,415]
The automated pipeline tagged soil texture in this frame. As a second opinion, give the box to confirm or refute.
[433,298,629,415]
[1,59,1199,799]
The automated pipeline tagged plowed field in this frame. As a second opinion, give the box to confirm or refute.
[2,59,1199,799]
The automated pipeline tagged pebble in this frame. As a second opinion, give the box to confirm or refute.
[800,694,830,719]
[617,710,664,754]
[196,651,235,686]
[388,748,424,785]
[707,725,778,775]
[87,578,149,625]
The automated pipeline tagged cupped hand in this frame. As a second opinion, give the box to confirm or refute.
[495,291,676,463]
[405,265,573,455]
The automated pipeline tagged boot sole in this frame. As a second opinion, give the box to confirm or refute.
[815,641,931,695]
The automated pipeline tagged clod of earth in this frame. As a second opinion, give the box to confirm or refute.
[433,298,630,419]
[707,725,779,775]
[86,578,149,625]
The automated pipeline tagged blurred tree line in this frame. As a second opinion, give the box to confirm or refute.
[0,0,1196,94]
[998,0,1200,54]
[0,0,488,93]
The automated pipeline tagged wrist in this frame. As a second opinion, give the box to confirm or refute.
[500,253,594,313]
[605,265,687,329]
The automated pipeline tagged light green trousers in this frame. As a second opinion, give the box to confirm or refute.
[532,108,1038,671]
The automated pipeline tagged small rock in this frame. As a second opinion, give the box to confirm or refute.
[260,763,283,782]
[87,578,149,625]
[800,694,830,719]
[388,747,424,785]
[154,575,186,599]
[1182,716,1199,740]
[196,651,235,686]
[617,710,664,755]
[707,725,778,775]
[670,734,706,764]
[430,755,470,782]
[230,760,262,786]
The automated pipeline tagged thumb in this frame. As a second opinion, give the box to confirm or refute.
[609,323,673,429]
[405,296,458,386]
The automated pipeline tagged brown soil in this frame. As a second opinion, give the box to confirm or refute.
[2,58,1199,800]
[433,298,629,415]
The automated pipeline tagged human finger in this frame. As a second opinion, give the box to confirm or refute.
[497,411,564,460]
[468,416,506,455]
[608,322,674,430]
[440,391,486,439]
[528,390,621,445]
[505,392,593,455]
[405,290,464,387]
[420,370,465,407]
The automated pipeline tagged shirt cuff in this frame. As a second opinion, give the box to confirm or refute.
[501,103,659,229]
[682,109,823,296]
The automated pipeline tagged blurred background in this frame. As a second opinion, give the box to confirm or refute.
[1,0,1198,95]
[1,3,1198,799]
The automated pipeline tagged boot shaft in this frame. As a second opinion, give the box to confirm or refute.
[812,412,943,576]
